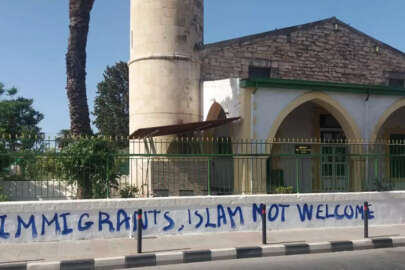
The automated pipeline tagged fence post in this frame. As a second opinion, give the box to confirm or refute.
[374,159,379,191]
[207,159,211,195]
[364,201,369,238]
[295,159,300,193]
[261,204,267,244]
[137,209,143,253]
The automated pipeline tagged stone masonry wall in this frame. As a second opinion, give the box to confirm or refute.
[201,18,405,85]
[150,159,234,196]
[151,159,209,196]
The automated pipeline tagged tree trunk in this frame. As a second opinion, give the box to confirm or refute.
[66,0,94,136]
[77,173,93,199]
[66,0,95,199]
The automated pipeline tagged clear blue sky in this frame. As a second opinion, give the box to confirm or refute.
[0,0,404,137]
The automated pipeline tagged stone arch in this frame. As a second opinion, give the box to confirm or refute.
[205,101,227,121]
[204,102,231,139]
[267,92,362,140]
[370,98,405,143]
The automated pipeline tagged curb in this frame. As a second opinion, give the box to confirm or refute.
[1,236,404,270]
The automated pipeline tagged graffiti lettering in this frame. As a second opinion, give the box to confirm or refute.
[0,202,376,241]
[41,214,60,236]
[0,215,9,239]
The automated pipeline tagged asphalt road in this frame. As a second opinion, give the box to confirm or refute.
[132,247,405,270]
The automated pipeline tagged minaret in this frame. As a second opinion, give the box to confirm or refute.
[129,0,204,136]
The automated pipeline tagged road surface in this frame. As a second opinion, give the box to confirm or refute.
[132,247,405,270]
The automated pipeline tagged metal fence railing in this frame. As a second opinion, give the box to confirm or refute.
[0,137,404,201]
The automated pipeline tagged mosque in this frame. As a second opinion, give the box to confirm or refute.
[127,0,405,196]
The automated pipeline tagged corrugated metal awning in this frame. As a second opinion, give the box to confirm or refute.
[130,117,240,139]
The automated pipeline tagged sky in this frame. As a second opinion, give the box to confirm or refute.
[0,0,404,137]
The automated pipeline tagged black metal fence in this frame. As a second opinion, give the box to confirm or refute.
[0,137,404,201]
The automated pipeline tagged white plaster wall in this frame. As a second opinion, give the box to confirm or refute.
[253,88,405,140]
[253,89,308,139]
[328,93,399,139]
[203,79,241,120]
[1,192,405,244]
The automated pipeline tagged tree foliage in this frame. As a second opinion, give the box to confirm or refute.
[93,61,129,139]
[0,83,44,151]
[0,83,44,187]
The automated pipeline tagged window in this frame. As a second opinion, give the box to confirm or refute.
[320,114,345,142]
[389,78,405,88]
[390,134,405,178]
[248,66,271,79]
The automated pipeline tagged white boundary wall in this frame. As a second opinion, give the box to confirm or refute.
[1,192,405,244]
[1,181,77,201]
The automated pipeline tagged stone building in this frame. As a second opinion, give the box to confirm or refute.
[129,1,405,196]
[201,17,405,195]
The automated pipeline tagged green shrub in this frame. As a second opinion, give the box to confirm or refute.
[0,186,7,201]
[58,138,120,199]
[119,184,139,198]
[272,186,294,194]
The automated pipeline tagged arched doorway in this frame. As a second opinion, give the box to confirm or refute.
[204,102,234,195]
[371,99,405,190]
[266,92,361,193]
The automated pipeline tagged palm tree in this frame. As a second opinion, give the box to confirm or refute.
[65,0,95,136]
[65,0,95,199]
